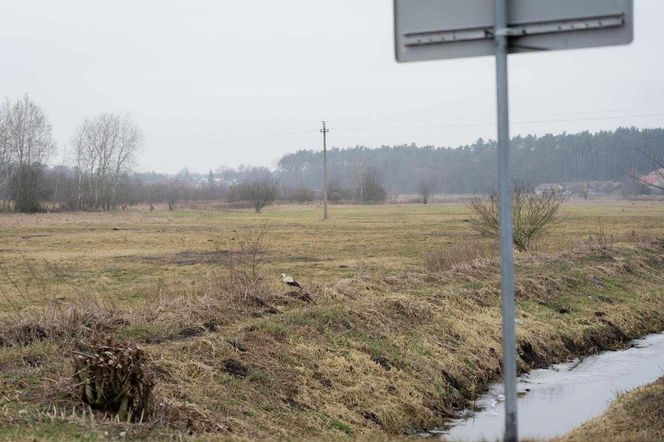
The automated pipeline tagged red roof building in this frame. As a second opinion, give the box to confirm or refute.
[639,168,664,187]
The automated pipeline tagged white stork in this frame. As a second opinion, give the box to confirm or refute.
[280,273,302,289]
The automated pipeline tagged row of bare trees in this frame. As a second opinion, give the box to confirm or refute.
[0,95,142,213]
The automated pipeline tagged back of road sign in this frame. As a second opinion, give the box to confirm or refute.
[394,0,633,62]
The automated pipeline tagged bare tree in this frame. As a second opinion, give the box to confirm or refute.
[165,176,187,211]
[237,169,279,213]
[417,173,438,204]
[225,222,271,285]
[0,95,55,212]
[71,113,141,210]
[466,182,566,252]
[0,107,10,211]
[357,166,386,203]
[110,116,141,208]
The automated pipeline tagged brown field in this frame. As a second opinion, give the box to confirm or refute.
[0,198,663,440]
[0,198,662,310]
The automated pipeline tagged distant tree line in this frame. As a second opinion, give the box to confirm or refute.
[278,127,664,195]
[1,94,662,214]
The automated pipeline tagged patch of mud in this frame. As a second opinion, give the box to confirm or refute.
[221,358,248,377]
[145,323,218,344]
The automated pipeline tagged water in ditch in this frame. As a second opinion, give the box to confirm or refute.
[439,332,664,441]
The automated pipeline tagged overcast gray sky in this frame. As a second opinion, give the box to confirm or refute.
[1,1,662,174]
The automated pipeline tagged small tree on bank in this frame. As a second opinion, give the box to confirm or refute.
[466,182,566,252]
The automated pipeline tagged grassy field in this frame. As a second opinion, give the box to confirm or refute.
[0,199,663,440]
[1,198,663,310]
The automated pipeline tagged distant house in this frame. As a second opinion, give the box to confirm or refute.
[639,168,664,188]
[535,183,565,195]
[194,176,224,189]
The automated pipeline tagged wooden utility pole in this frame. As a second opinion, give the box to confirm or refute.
[320,121,329,220]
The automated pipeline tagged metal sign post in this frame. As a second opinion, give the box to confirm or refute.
[394,1,633,440]
[494,1,517,440]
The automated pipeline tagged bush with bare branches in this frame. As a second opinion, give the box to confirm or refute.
[466,182,566,252]
[417,174,437,204]
[224,223,270,288]
[235,176,278,213]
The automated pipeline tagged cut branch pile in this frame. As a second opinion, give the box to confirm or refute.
[73,335,154,422]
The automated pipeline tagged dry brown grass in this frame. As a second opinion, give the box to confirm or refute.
[1,201,664,440]
[0,199,662,311]
[0,270,292,349]
[424,240,497,272]
[1,239,664,440]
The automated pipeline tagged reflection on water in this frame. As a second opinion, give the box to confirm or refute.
[442,332,664,441]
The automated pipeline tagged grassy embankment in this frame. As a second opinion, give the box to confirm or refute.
[556,376,664,442]
[0,200,663,440]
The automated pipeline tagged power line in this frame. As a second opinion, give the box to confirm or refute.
[145,121,318,142]
[141,111,664,149]
[145,129,317,147]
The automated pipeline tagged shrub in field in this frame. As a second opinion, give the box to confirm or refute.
[206,222,275,311]
[73,335,154,422]
[225,222,270,286]
[235,178,279,213]
[328,181,354,203]
[283,185,316,203]
[466,182,566,252]
[417,174,438,204]
[357,167,386,203]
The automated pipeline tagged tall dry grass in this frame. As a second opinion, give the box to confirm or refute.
[2,220,664,439]
[424,240,497,272]
[0,222,285,348]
